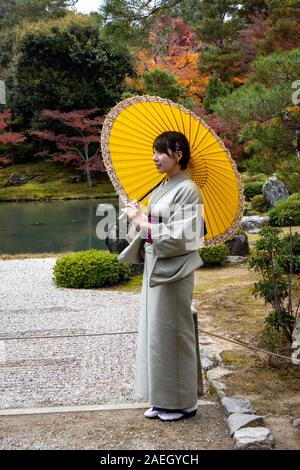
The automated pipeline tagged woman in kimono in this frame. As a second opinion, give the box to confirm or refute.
[119,131,204,422]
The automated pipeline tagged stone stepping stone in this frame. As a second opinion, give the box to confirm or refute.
[233,427,275,449]
[221,397,253,415]
[198,336,214,345]
[200,348,215,371]
[293,418,300,428]
[227,413,264,436]
[223,256,247,264]
[206,366,235,382]
[211,380,227,399]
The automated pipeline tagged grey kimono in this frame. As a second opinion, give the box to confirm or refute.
[118,171,204,409]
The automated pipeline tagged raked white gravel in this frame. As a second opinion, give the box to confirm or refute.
[0,258,141,410]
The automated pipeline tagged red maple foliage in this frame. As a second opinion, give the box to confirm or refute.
[197,109,244,160]
[237,14,267,73]
[31,109,105,187]
[0,109,26,168]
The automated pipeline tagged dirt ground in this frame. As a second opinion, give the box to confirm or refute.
[0,403,233,450]
[1,262,299,450]
[194,264,300,450]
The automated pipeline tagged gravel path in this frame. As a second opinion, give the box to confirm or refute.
[0,258,140,409]
[0,258,234,451]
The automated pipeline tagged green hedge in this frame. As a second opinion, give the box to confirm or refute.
[199,244,229,266]
[250,194,268,213]
[53,250,132,288]
[288,193,300,202]
[243,181,265,201]
[268,194,300,226]
[236,229,248,238]
[240,173,268,184]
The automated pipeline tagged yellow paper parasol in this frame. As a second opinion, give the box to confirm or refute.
[101,95,244,246]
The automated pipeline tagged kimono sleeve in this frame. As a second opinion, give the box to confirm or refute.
[126,222,139,243]
[146,184,204,258]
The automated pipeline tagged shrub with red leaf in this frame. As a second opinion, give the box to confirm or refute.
[236,14,268,74]
[0,109,26,168]
[31,109,105,187]
[197,108,244,162]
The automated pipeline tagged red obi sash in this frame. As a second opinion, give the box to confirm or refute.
[146,214,162,244]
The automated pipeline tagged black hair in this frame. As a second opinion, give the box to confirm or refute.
[153,131,190,169]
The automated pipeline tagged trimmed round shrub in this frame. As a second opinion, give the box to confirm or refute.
[53,250,132,288]
[243,181,264,201]
[268,194,300,226]
[245,209,262,216]
[288,193,300,202]
[243,201,252,216]
[250,194,268,213]
[235,228,248,238]
[240,173,268,184]
[199,244,229,266]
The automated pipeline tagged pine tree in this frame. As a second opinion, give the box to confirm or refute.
[202,73,233,112]
[256,0,300,53]
[0,0,16,20]
[195,0,246,82]
[141,69,183,102]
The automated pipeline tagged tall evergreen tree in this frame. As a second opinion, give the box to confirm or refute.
[255,0,300,53]
[100,0,186,46]
[6,14,133,125]
[1,0,77,23]
[0,1,78,70]
[237,0,268,19]
[0,0,16,20]
[141,69,183,101]
[195,0,246,82]
[202,72,232,112]
[212,49,300,186]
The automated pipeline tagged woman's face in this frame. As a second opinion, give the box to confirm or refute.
[153,149,181,176]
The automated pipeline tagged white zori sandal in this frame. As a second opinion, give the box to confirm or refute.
[144,406,163,419]
[144,403,198,421]
[158,403,198,421]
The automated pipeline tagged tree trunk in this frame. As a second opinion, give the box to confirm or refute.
[86,165,92,188]
[85,144,92,187]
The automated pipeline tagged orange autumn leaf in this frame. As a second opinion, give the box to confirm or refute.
[133,18,209,105]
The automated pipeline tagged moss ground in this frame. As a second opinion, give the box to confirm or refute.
[0,161,115,201]
[193,263,300,426]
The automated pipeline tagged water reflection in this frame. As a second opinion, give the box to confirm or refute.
[0,199,120,254]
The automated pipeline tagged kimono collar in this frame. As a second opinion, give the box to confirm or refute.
[148,170,192,210]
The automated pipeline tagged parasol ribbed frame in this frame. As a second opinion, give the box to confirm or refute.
[101,95,245,247]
